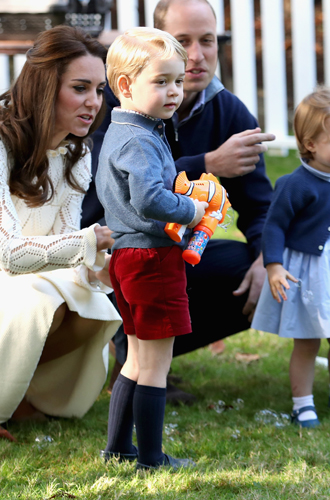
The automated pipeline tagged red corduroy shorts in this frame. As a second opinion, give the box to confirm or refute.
[109,246,192,340]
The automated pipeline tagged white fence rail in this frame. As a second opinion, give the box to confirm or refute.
[1,0,329,150]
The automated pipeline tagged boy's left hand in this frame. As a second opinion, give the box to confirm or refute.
[187,200,209,228]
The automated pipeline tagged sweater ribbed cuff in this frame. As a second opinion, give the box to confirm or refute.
[83,223,98,270]
[188,200,197,225]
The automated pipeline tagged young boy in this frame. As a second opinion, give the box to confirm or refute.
[96,27,207,470]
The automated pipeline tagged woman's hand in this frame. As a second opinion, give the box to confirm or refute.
[266,263,298,302]
[94,225,115,252]
[95,254,113,288]
[88,254,112,288]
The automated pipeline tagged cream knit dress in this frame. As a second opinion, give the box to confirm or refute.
[0,139,122,424]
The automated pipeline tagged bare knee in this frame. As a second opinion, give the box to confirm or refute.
[121,335,140,381]
[121,357,139,382]
[121,349,140,381]
[293,338,320,357]
[138,337,174,387]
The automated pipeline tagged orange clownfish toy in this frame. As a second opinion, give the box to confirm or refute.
[165,171,233,265]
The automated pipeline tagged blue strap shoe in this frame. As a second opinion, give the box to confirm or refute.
[291,405,320,428]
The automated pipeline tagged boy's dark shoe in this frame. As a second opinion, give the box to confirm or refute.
[101,445,138,463]
[166,382,196,406]
[136,453,196,471]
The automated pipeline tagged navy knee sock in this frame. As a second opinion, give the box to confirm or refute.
[133,384,166,466]
[105,373,136,454]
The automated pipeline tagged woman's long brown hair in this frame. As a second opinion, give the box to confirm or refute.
[0,25,107,207]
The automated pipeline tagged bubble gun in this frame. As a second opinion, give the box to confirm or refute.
[165,171,233,265]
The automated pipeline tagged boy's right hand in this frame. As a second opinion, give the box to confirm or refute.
[187,200,209,228]
[266,263,298,303]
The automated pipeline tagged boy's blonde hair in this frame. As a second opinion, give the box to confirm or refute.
[106,27,187,98]
[294,87,330,160]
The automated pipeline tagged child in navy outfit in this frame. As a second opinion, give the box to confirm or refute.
[252,87,330,427]
[96,27,208,470]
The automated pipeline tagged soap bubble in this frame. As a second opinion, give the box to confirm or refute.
[231,429,241,439]
[164,423,178,436]
[34,435,53,450]
[254,409,290,427]
[233,398,244,410]
[219,206,234,232]
[209,398,244,413]
[212,400,227,414]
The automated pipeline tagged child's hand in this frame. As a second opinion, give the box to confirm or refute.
[266,263,298,302]
[187,200,209,228]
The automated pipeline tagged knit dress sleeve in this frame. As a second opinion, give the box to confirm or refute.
[0,141,100,277]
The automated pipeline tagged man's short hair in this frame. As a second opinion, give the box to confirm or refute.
[106,26,187,98]
[154,0,216,31]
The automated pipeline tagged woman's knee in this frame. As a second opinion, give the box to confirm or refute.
[49,303,67,335]
[67,312,104,342]
[41,311,104,364]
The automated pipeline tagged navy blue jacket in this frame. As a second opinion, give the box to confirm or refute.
[83,77,273,259]
[262,165,330,266]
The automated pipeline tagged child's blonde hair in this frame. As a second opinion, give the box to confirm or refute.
[294,87,330,160]
[106,27,187,98]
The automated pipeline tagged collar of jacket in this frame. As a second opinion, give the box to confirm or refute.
[177,76,224,125]
[111,108,165,135]
[204,75,225,105]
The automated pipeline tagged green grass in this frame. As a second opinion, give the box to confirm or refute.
[265,148,300,186]
[4,150,328,500]
[2,331,330,499]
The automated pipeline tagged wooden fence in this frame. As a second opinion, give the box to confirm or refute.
[0,0,329,151]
